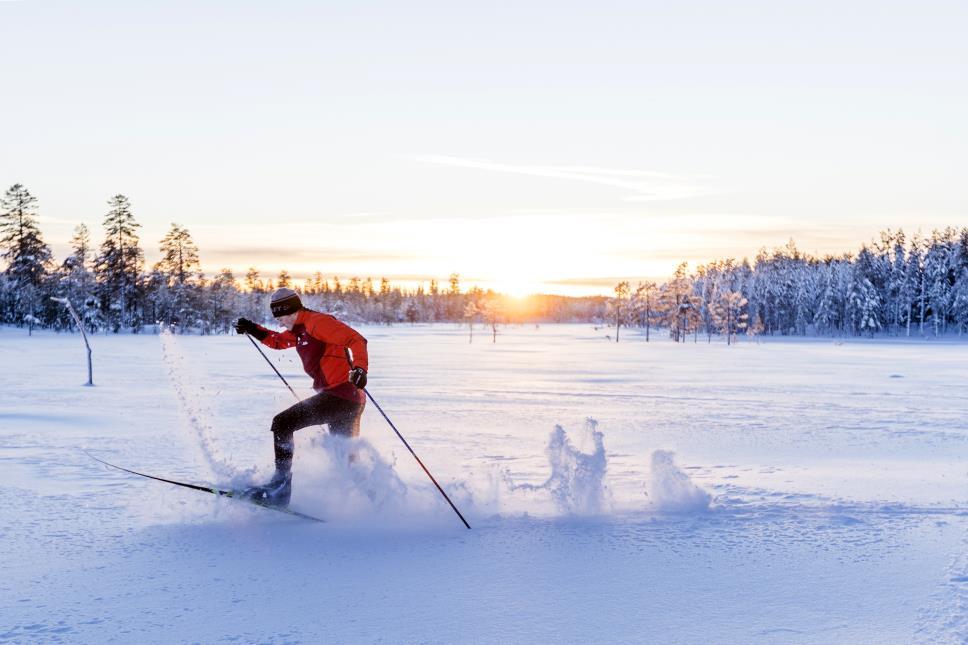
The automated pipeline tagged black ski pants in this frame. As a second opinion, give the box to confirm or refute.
[271,391,364,473]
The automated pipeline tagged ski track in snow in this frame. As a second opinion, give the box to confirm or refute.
[158,327,244,483]
[914,534,968,644]
[1,325,966,643]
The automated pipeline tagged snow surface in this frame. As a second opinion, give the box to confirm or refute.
[1,324,965,643]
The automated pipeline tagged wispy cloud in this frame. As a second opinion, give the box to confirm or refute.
[412,155,714,201]
[203,247,419,264]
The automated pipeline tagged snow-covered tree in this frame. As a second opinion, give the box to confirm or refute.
[951,268,968,336]
[93,195,144,332]
[611,281,630,342]
[658,263,692,342]
[152,223,202,327]
[203,268,239,334]
[0,184,53,326]
[54,224,101,331]
[710,290,748,345]
[480,293,504,343]
[923,228,957,337]
[847,273,882,337]
[632,280,658,341]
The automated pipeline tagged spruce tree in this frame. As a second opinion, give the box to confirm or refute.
[951,268,968,336]
[94,195,144,332]
[154,223,201,327]
[156,223,200,287]
[0,184,53,325]
[277,270,292,289]
[710,290,748,345]
[205,268,238,333]
[611,281,630,342]
[56,224,100,331]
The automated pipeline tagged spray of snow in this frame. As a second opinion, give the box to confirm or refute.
[647,450,711,513]
[294,431,413,522]
[159,328,249,482]
[511,418,610,516]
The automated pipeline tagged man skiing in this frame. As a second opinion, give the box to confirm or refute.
[235,287,368,507]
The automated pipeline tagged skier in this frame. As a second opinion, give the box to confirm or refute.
[235,287,369,506]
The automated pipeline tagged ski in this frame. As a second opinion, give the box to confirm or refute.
[85,451,326,523]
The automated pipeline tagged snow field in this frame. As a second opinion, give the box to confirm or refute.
[0,324,965,643]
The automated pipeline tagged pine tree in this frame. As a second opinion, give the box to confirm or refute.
[851,246,884,334]
[908,233,927,336]
[659,263,691,342]
[692,263,718,342]
[463,291,482,343]
[951,268,968,336]
[924,228,956,336]
[156,224,200,287]
[204,268,238,333]
[405,300,419,324]
[847,273,882,337]
[447,273,464,321]
[244,267,264,293]
[310,272,326,296]
[885,230,909,335]
[240,267,265,322]
[55,224,100,331]
[632,281,658,341]
[153,223,201,327]
[710,290,748,345]
[611,281,630,342]
[93,194,144,332]
[0,184,53,325]
[813,261,840,335]
[746,251,770,335]
[480,293,503,342]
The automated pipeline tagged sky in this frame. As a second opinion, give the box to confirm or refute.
[1,0,966,296]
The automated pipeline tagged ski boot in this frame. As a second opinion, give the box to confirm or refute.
[240,470,292,508]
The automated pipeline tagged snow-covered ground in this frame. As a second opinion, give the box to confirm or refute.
[1,324,965,644]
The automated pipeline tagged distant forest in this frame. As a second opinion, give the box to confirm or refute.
[3,183,968,340]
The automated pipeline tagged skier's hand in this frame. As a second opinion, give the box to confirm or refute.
[348,366,367,389]
[235,318,267,340]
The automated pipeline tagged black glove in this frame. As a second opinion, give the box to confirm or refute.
[348,366,367,389]
[235,318,267,340]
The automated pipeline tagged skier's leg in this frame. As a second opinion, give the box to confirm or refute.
[243,395,335,506]
[327,396,365,438]
[270,393,363,466]
[270,395,330,474]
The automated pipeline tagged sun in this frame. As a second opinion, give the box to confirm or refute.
[486,279,541,298]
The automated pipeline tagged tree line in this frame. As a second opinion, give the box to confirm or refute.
[4,182,968,339]
[610,231,968,342]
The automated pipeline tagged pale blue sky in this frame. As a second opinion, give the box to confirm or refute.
[1,1,965,295]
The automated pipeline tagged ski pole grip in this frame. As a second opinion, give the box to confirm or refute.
[344,346,354,368]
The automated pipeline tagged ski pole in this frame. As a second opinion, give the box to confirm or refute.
[345,348,471,529]
[245,333,300,401]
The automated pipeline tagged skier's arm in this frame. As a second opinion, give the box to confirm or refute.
[262,328,298,350]
[305,313,369,371]
[235,317,297,349]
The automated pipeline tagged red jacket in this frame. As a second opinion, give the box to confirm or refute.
[259,309,368,403]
